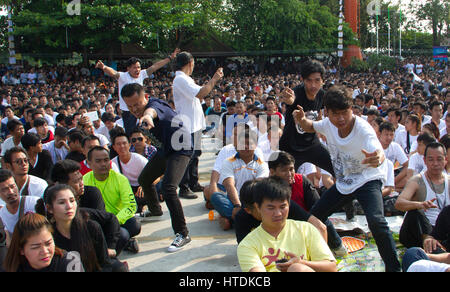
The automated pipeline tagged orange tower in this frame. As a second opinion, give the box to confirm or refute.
[342,0,363,67]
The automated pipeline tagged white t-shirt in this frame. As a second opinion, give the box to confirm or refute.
[1,136,23,156]
[313,116,387,194]
[172,71,205,133]
[42,141,69,164]
[407,260,450,272]
[220,153,269,193]
[0,196,40,234]
[297,162,317,176]
[111,153,148,187]
[118,70,149,111]
[394,124,406,142]
[384,141,409,166]
[395,129,418,156]
[19,175,48,198]
[408,153,427,175]
[215,144,264,185]
[386,160,395,188]
[423,119,446,134]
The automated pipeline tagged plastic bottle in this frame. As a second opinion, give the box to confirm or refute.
[208,210,214,221]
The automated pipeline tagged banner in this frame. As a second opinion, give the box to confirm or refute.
[433,46,448,62]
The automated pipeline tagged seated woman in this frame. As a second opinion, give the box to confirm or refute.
[35,184,128,272]
[2,212,84,272]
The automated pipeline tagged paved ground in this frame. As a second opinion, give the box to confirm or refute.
[119,138,241,272]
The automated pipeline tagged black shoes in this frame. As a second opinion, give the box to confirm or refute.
[179,189,198,199]
[125,238,139,254]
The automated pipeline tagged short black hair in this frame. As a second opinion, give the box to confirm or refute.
[324,85,353,111]
[417,132,436,145]
[268,151,295,170]
[87,146,110,161]
[4,147,29,164]
[81,135,100,148]
[6,119,23,132]
[68,130,85,143]
[366,108,380,117]
[239,179,262,210]
[424,142,447,158]
[253,177,291,207]
[379,122,396,134]
[175,51,193,71]
[301,59,325,80]
[112,132,129,145]
[33,117,47,127]
[0,169,14,184]
[126,57,142,68]
[101,112,115,123]
[20,133,41,150]
[121,83,144,99]
[51,159,81,184]
[54,126,68,138]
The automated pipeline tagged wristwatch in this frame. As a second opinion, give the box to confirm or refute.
[233,204,242,208]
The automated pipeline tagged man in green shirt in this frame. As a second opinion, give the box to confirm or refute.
[83,146,141,254]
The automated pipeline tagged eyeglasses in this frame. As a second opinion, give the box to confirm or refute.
[13,158,29,165]
[131,137,144,143]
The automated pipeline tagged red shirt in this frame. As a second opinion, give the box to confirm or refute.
[291,173,307,211]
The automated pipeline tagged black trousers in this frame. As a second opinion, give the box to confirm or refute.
[116,216,142,256]
[399,209,433,249]
[282,143,335,177]
[122,110,138,137]
[179,131,202,191]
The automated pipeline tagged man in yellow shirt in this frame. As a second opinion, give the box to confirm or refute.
[237,177,336,272]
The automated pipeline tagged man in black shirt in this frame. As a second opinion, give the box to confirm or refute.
[66,130,86,163]
[279,60,334,175]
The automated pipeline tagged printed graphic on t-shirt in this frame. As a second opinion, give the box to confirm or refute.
[296,111,319,134]
[328,143,364,186]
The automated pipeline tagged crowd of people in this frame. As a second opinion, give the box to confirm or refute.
[0,50,449,272]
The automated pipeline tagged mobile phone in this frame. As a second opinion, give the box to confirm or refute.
[275,259,288,264]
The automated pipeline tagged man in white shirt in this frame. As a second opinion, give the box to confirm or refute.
[0,169,40,239]
[3,147,47,198]
[294,85,401,272]
[42,126,69,164]
[1,119,24,157]
[423,101,446,133]
[209,129,269,230]
[386,108,406,143]
[172,51,224,199]
[95,48,179,136]
[111,132,162,216]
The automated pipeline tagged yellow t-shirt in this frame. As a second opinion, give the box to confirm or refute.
[237,219,335,272]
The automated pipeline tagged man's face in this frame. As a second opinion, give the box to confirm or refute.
[55,135,67,149]
[327,108,353,130]
[235,103,245,115]
[387,111,399,125]
[5,108,14,118]
[303,73,324,98]
[0,177,19,205]
[131,133,146,149]
[67,171,84,198]
[417,141,426,156]
[13,124,25,138]
[257,198,289,230]
[9,152,29,176]
[381,100,389,110]
[413,105,424,115]
[88,149,111,176]
[123,91,148,119]
[424,147,447,175]
[227,106,235,115]
[270,163,295,185]
[431,105,443,120]
[127,62,141,79]
[83,122,95,136]
[112,136,130,157]
[36,124,49,138]
[379,130,395,148]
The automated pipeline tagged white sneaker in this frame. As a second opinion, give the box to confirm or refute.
[332,244,348,257]
[167,233,191,253]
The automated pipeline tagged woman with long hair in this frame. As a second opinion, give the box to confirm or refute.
[35,184,128,272]
[2,212,84,272]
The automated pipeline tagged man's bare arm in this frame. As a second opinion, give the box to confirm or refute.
[96,61,120,80]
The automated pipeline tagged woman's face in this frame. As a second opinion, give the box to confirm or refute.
[49,189,77,223]
[21,228,55,270]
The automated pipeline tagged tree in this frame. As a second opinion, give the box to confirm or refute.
[407,0,449,46]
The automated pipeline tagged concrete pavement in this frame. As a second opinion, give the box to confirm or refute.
[119,138,241,272]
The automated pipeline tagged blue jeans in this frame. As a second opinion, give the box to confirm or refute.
[310,180,401,272]
[402,247,429,272]
[210,192,234,221]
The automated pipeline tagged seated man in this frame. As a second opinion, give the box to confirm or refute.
[379,122,409,189]
[203,124,264,210]
[3,147,48,198]
[0,169,40,245]
[402,247,450,272]
[268,151,346,256]
[83,146,141,254]
[1,119,24,157]
[237,177,337,272]
[210,128,269,230]
[79,135,119,175]
[65,129,86,162]
[406,132,436,181]
[111,132,163,216]
[396,142,450,251]
[42,126,70,164]
[32,117,54,144]
[20,133,53,181]
[78,115,110,147]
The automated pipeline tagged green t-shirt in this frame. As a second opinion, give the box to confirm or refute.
[83,169,136,225]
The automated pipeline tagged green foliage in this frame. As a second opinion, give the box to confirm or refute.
[347,57,370,73]
[366,54,397,72]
